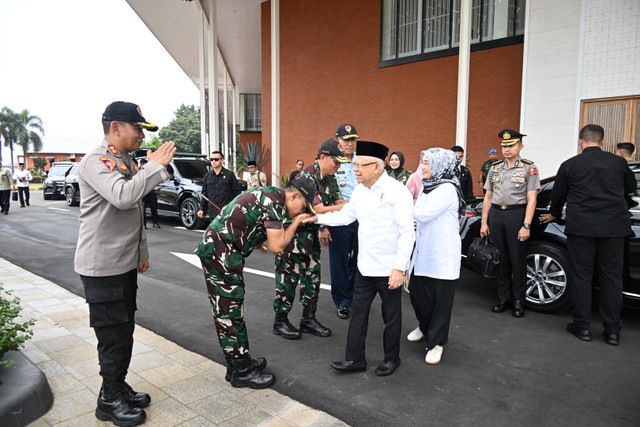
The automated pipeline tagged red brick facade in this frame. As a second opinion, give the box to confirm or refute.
[262,0,523,195]
[18,153,84,172]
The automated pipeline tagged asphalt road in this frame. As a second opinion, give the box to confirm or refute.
[1,194,639,426]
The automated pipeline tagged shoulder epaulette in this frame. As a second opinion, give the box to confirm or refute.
[491,160,502,165]
[521,158,533,165]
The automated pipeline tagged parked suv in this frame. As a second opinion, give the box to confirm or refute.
[460,161,640,313]
[43,161,74,200]
[64,163,80,206]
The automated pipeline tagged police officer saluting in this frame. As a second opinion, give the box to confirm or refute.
[75,101,176,426]
[480,129,540,317]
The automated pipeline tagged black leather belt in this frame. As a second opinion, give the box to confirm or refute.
[492,203,526,211]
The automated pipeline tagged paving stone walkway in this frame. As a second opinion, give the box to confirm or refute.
[0,258,347,426]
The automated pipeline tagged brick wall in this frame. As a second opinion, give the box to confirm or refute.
[262,0,523,195]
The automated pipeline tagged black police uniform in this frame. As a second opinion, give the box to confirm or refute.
[483,130,540,314]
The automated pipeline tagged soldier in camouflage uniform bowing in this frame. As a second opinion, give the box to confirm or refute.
[195,178,315,389]
[273,139,348,339]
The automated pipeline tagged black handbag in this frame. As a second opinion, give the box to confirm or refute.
[11,191,18,201]
[466,236,500,278]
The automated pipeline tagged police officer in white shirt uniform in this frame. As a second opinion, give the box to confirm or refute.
[304,140,415,377]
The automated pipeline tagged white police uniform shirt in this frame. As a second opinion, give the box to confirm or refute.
[315,172,415,276]
[334,154,358,200]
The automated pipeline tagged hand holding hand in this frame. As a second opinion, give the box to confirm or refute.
[147,142,176,166]
[301,214,317,224]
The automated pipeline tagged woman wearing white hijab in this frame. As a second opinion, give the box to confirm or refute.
[406,148,464,364]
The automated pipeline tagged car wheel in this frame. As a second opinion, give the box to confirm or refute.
[525,241,572,313]
[65,187,75,206]
[180,197,205,229]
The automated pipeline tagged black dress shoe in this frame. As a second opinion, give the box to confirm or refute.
[566,323,592,341]
[512,300,525,318]
[152,223,161,228]
[375,358,401,376]
[337,306,350,319]
[491,300,508,313]
[330,359,366,372]
[603,332,620,346]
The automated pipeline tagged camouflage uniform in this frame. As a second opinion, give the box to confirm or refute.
[195,187,287,358]
[273,163,342,313]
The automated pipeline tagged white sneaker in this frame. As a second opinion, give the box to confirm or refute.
[425,345,443,365]
[407,327,423,342]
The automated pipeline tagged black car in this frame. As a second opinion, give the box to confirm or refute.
[64,163,80,206]
[460,161,640,313]
[43,161,74,200]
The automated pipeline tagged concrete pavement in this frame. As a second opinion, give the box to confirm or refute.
[0,257,346,427]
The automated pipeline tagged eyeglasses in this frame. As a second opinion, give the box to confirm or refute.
[211,158,222,162]
[352,162,377,169]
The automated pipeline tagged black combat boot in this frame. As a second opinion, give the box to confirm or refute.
[299,305,332,337]
[230,354,276,389]
[95,380,146,426]
[272,312,302,339]
[122,381,151,408]
[224,356,267,382]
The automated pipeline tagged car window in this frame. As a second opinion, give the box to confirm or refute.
[49,165,71,177]
[174,160,211,180]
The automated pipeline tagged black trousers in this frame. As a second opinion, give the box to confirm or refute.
[17,187,30,206]
[345,270,402,363]
[409,275,457,350]
[80,269,138,382]
[143,191,159,225]
[488,208,527,302]
[567,235,624,333]
[328,222,359,308]
[0,189,9,212]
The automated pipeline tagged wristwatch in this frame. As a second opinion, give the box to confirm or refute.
[523,223,531,229]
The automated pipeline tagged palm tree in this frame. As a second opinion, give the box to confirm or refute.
[15,109,44,163]
[0,107,21,171]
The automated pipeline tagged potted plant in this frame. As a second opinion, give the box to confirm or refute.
[0,285,35,373]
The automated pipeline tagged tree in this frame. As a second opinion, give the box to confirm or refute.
[15,109,44,161]
[141,136,162,150]
[0,107,21,170]
[159,104,201,153]
[33,157,48,173]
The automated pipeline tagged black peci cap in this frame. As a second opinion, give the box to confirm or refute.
[335,123,358,140]
[356,140,389,161]
[498,129,526,146]
[318,139,348,163]
[102,101,159,132]
[290,176,317,214]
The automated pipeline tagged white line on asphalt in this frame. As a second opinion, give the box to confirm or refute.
[174,226,205,233]
[48,207,70,212]
[170,252,332,291]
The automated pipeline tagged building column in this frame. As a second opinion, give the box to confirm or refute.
[455,0,472,163]
[197,1,208,156]
[208,0,219,152]
[271,0,280,184]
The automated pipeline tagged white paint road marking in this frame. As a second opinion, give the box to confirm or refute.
[174,226,204,233]
[47,207,70,212]
[171,252,332,291]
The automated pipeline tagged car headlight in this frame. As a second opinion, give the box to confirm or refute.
[44,178,52,185]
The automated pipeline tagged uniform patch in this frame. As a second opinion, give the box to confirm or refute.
[133,164,139,172]
[529,166,538,176]
[107,144,120,156]
[99,157,117,171]
[120,163,128,171]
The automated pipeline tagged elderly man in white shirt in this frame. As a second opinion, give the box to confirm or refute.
[304,140,415,376]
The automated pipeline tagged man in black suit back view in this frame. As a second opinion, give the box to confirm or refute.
[540,124,636,346]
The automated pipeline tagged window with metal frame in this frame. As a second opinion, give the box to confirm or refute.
[380,0,526,67]
[240,94,262,132]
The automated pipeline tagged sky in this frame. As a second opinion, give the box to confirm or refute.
[0,0,200,165]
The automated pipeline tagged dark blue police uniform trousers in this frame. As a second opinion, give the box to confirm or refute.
[567,235,624,333]
[327,222,358,308]
[345,270,402,363]
[80,269,138,382]
[488,207,528,302]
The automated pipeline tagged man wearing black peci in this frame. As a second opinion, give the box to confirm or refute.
[540,124,635,346]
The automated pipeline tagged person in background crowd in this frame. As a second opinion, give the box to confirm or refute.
[0,162,12,215]
[406,166,424,204]
[138,159,160,228]
[246,160,267,189]
[450,146,474,200]
[197,151,241,220]
[195,178,315,389]
[272,139,347,340]
[615,142,635,162]
[306,140,415,377]
[330,123,360,319]
[541,124,635,346]
[481,129,540,318]
[480,149,499,193]
[12,162,32,207]
[289,159,304,182]
[406,148,464,365]
[387,151,412,185]
[74,101,176,426]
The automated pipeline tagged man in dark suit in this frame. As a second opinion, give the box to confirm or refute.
[540,124,635,346]
[451,146,474,200]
